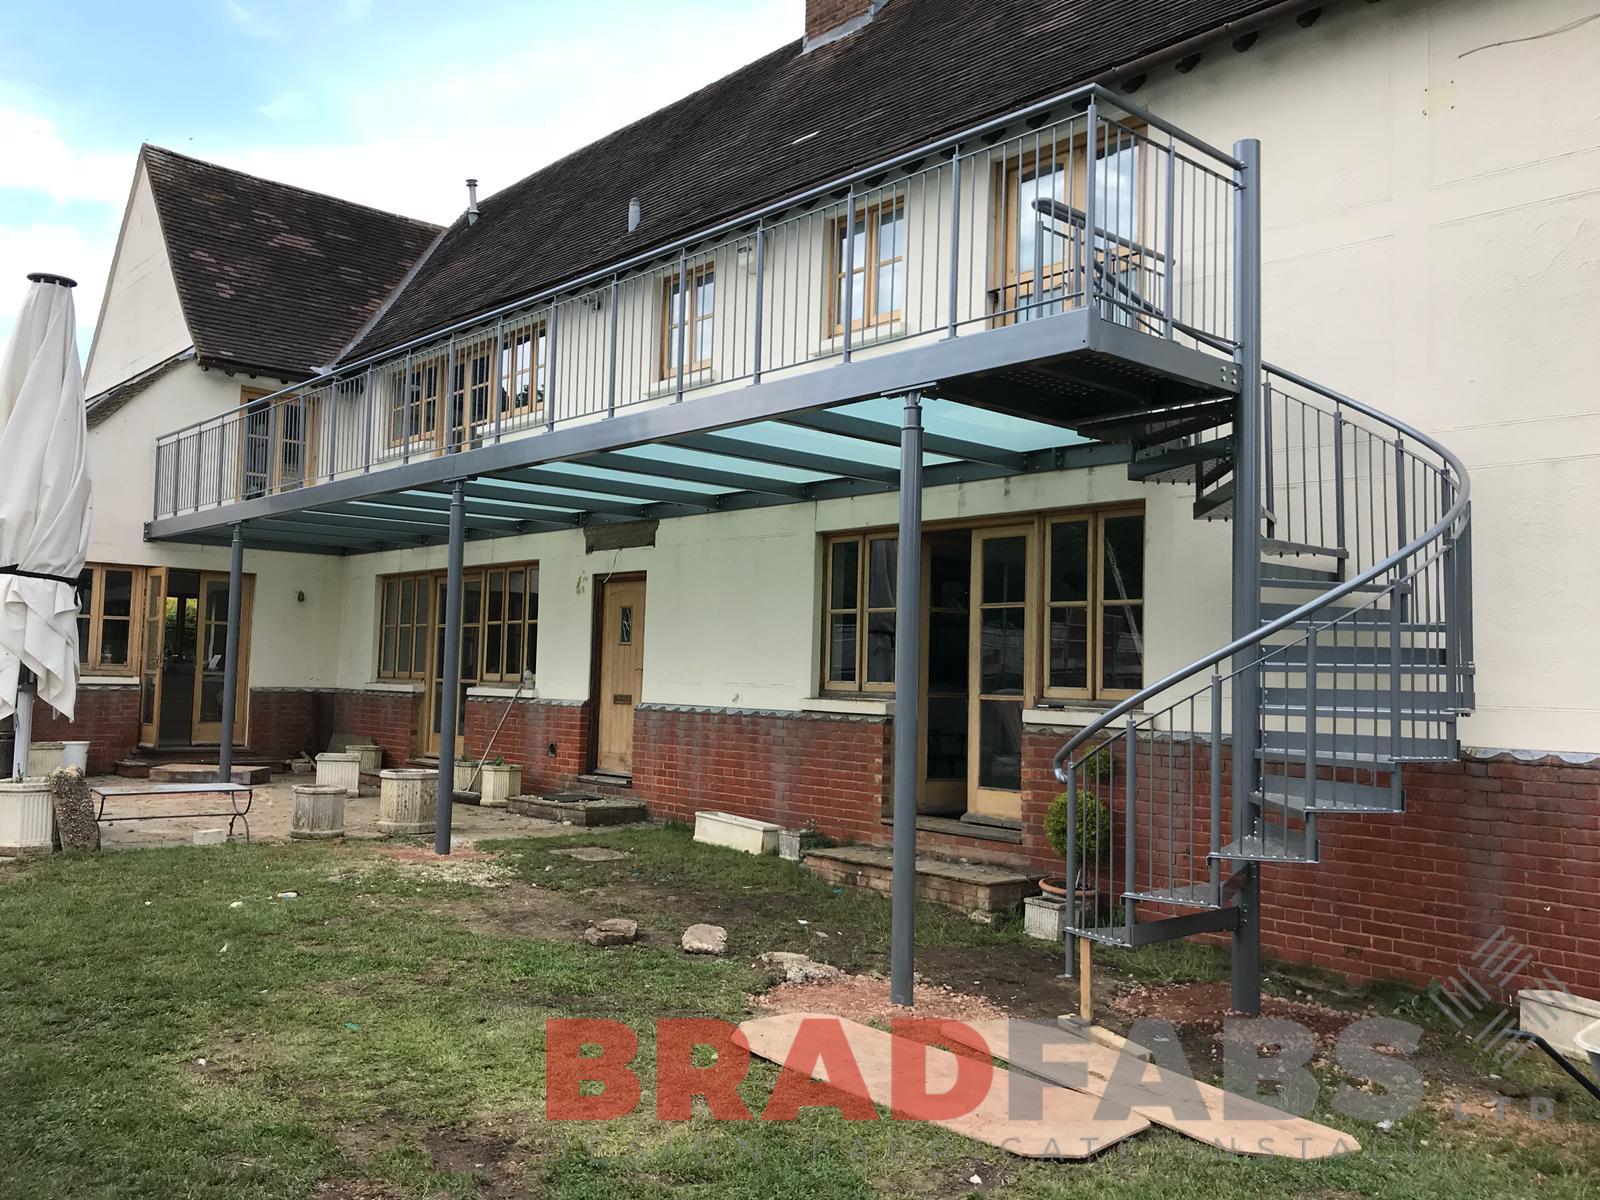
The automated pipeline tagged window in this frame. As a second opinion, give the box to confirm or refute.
[499,321,548,422]
[996,133,1144,319]
[449,336,495,446]
[76,564,141,675]
[388,356,442,449]
[240,386,317,498]
[823,533,897,691]
[375,562,538,683]
[830,196,905,335]
[1045,509,1144,700]
[661,264,715,379]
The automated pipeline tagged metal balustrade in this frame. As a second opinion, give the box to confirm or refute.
[151,85,1240,520]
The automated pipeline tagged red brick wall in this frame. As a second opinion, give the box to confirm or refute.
[247,689,319,760]
[462,696,591,793]
[27,683,141,773]
[331,688,420,771]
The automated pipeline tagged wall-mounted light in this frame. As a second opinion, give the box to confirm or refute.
[296,590,305,603]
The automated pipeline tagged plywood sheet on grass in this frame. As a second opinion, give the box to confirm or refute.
[739,1013,1148,1159]
[945,1019,1360,1159]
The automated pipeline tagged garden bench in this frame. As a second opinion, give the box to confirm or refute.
[91,782,254,843]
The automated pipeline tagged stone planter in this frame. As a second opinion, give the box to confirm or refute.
[454,761,481,793]
[291,783,346,840]
[315,752,361,797]
[377,768,436,835]
[59,741,90,773]
[693,810,782,855]
[1023,894,1069,942]
[0,779,56,856]
[347,743,383,774]
[25,741,64,777]
[477,763,521,808]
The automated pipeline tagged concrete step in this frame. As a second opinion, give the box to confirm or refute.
[803,844,1037,913]
[507,793,648,826]
[146,762,273,785]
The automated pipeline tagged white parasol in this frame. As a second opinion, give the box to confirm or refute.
[0,273,93,777]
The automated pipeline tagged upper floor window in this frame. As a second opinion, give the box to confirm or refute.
[76,563,141,675]
[240,386,317,498]
[389,357,442,449]
[661,264,715,380]
[830,196,905,335]
[499,321,548,422]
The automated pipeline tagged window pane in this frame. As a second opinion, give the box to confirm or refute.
[527,566,539,620]
[485,624,503,678]
[103,570,133,618]
[978,700,1022,791]
[829,540,859,610]
[383,580,401,628]
[981,535,1027,603]
[101,618,130,667]
[77,569,92,664]
[1049,521,1089,602]
[526,621,538,674]
[926,694,967,780]
[828,613,858,683]
[380,625,397,675]
[505,623,523,679]
[979,607,1025,695]
[927,610,968,692]
[396,627,412,676]
[414,578,429,627]
[878,205,904,259]
[867,536,896,608]
[928,538,970,608]
[865,612,895,683]
[876,262,903,319]
[507,569,525,622]
[463,577,482,625]
[1048,608,1088,690]
[1102,605,1144,692]
[487,570,504,621]
[1102,514,1144,601]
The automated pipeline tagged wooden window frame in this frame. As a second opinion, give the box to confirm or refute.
[388,355,444,451]
[1042,506,1145,703]
[76,563,144,676]
[499,322,548,424]
[659,263,715,380]
[827,194,906,336]
[375,561,539,684]
[478,563,540,684]
[821,531,898,695]
[993,126,1148,321]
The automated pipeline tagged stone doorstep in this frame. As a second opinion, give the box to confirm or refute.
[147,763,272,786]
[803,844,1039,913]
[507,794,648,827]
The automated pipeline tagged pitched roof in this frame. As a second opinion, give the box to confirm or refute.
[141,145,441,378]
[349,0,1281,359]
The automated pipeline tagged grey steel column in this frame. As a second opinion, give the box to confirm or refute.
[435,480,468,855]
[1229,137,1264,1016]
[889,392,924,1007]
[217,522,245,783]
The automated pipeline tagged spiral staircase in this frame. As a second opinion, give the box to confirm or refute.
[1052,354,1475,1008]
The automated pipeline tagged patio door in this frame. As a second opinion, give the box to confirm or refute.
[595,576,646,776]
[424,571,482,757]
[966,525,1034,821]
[190,572,253,745]
[137,567,167,747]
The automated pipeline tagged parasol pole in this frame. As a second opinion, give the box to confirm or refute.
[11,668,33,779]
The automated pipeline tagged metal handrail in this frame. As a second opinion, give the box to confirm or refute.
[1052,364,1471,779]
[153,81,1241,448]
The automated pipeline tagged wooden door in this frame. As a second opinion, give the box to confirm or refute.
[595,577,646,776]
[966,525,1035,821]
[137,567,167,747]
[190,572,254,745]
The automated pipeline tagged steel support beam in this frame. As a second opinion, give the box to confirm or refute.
[577,451,807,499]
[217,523,245,783]
[435,480,467,856]
[672,431,901,485]
[1229,137,1264,1017]
[446,479,651,518]
[889,392,925,1008]
[495,466,720,508]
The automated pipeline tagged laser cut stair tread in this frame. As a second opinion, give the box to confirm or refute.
[945,1019,1361,1159]
[738,1013,1148,1159]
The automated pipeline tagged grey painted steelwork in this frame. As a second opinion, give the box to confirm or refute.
[217,523,244,783]
[889,392,923,1008]
[435,480,467,856]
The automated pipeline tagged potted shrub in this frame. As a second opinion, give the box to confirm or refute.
[478,754,521,808]
[1038,789,1111,898]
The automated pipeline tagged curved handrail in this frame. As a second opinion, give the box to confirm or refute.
[1052,363,1471,781]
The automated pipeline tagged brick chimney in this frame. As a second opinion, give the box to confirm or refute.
[805,0,886,49]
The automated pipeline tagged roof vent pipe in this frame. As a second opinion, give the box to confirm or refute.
[628,197,641,233]
[466,178,480,225]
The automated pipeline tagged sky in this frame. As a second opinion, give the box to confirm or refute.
[0,0,802,359]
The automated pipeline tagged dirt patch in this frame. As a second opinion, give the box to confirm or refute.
[750,972,1010,1025]
[439,880,625,945]
[424,1126,537,1199]
[349,843,514,888]
[914,944,1081,1019]
[313,1178,407,1199]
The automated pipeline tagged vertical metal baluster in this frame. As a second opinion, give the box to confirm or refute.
[946,149,962,337]
[606,276,620,419]
[546,305,559,431]
[1261,382,1276,538]
[1393,436,1409,617]
[1064,760,1077,972]
[1083,96,1099,313]
[493,317,506,442]
[362,368,374,474]
[1163,136,1176,337]
[752,223,767,383]
[1304,631,1317,855]
[1210,674,1223,905]
[1124,716,1137,936]
[842,185,857,361]
[675,251,689,400]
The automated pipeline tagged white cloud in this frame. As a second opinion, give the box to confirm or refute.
[257,90,306,121]
[0,106,129,208]
[0,221,112,362]
[224,2,277,39]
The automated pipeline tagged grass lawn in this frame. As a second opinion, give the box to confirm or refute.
[0,824,1595,1198]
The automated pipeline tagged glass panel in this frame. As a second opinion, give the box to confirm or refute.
[979,607,1025,695]
[383,579,401,628]
[140,675,156,725]
[865,612,895,683]
[925,695,967,780]
[929,537,970,608]
[463,577,482,625]
[199,675,224,724]
[829,540,859,610]
[389,627,406,676]
[1102,514,1145,601]
[527,566,540,620]
[397,578,413,625]
[828,613,858,684]
[460,625,481,682]
[505,623,523,678]
[77,568,93,665]
[204,583,228,625]
[100,619,130,667]
[507,570,525,622]
[978,699,1022,790]
[485,625,503,678]
[1017,164,1066,277]
[927,610,968,692]
[1100,145,1140,244]
[1048,608,1088,690]
[103,570,133,618]
[867,536,896,608]
[1049,521,1089,602]
[619,606,633,645]
[981,536,1027,603]
[1102,605,1144,692]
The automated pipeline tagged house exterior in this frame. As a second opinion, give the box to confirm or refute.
[42,0,1600,999]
